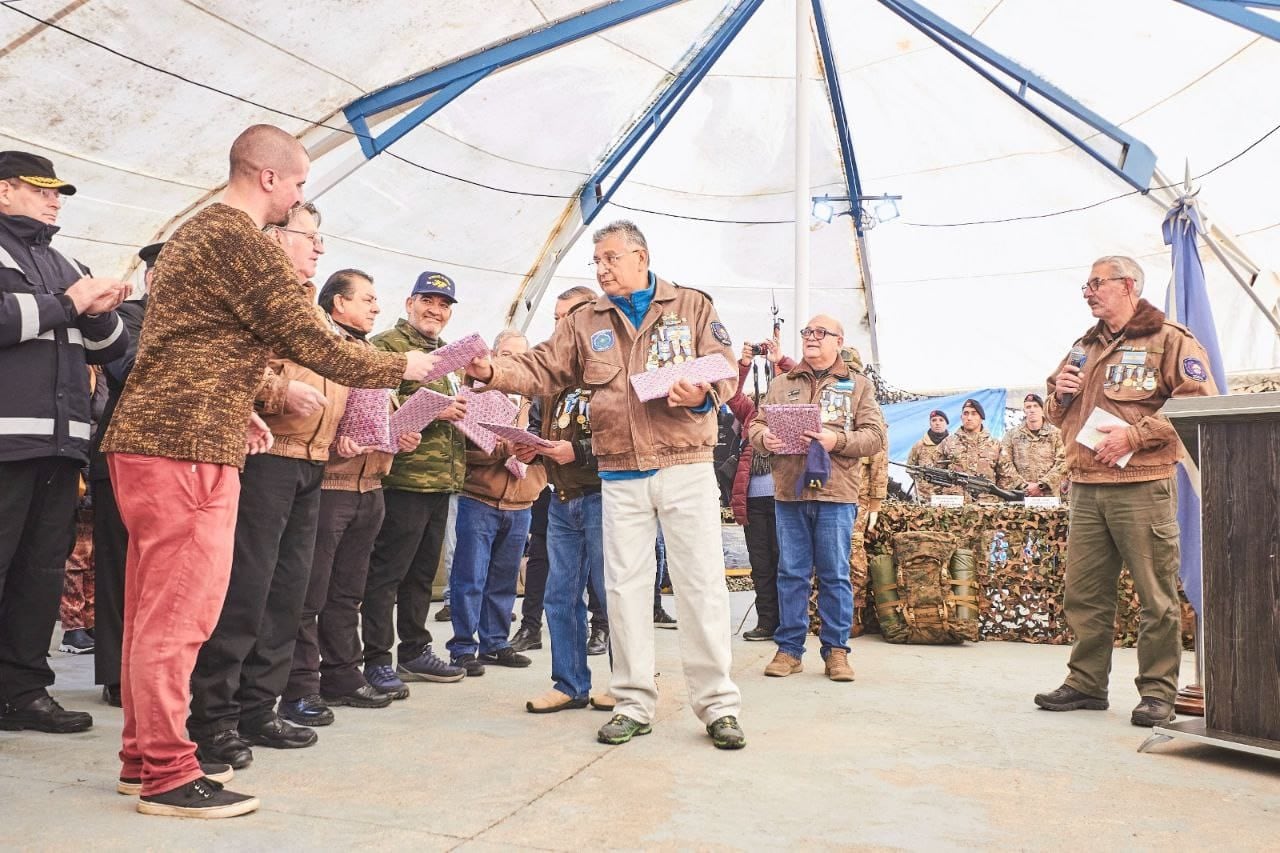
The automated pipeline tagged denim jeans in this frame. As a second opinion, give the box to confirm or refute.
[773,500,857,660]
[445,497,531,660]
[544,492,605,700]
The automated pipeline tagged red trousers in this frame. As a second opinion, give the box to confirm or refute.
[107,453,240,796]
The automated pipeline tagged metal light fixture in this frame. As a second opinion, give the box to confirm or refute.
[810,193,902,229]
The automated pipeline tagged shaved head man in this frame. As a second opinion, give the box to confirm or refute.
[225,124,310,228]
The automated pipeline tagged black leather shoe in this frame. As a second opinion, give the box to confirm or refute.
[102,684,122,707]
[509,624,543,652]
[1131,696,1175,727]
[279,694,334,727]
[0,695,93,733]
[196,729,253,769]
[323,685,392,709]
[586,627,608,656]
[239,715,318,749]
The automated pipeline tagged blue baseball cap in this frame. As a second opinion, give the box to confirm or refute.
[410,271,457,304]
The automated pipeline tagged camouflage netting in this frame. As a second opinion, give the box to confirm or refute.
[862,502,1196,648]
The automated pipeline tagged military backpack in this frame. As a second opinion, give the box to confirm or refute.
[870,531,979,644]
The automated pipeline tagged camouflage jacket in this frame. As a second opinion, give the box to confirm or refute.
[857,423,889,512]
[999,422,1067,493]
[370,319,466,494]
[906,433,945,501]
[937,427,1011,504]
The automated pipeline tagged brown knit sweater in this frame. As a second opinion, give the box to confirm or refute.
[103,203,405,468]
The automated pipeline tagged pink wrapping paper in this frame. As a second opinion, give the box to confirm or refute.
[480,422,555,450]
[505,456,529,479]
[390,388,454,437]
[334,387,393,451]
[762,403,821,455]
[457,386,519,454]
[424,333,488,383]
[629,354,736,402]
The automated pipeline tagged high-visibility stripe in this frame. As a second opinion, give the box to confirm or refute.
[0,418,91,440]
[83,315,123,351]
[14,292,38,342]
[69,420,91,440]
[36,327,84,346]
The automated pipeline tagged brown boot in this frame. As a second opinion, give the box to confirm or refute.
[824,649,855,682]
[764,651,803,677]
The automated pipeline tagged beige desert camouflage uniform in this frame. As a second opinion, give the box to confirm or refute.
[1000,422,1067,494]
[937,427,1012,504]
[906,433,945,501]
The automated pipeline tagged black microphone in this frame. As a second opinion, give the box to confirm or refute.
[1060,345,1087,408]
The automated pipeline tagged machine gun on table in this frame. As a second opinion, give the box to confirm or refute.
[904,464,1025,503]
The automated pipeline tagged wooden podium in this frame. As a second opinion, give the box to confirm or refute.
[1141,392,1280,759]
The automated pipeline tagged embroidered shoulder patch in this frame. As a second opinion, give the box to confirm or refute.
[590,329,614,352]
[710,321,732,347]
[1182,357,1208,381]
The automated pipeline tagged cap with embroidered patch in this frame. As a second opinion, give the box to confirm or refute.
[0,151,76,195]
[410,271,457,304]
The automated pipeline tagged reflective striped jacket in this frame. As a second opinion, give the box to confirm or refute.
[0,214,128,463]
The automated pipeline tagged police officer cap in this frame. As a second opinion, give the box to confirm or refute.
[962,398,985,420]
[410,271,457,304]
[0,151,76,195]
[138,242,165,269]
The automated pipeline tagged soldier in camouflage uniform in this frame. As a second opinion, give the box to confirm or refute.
[936,398,1012,504]
[1000,393,1066,497]
[906,410,949,502]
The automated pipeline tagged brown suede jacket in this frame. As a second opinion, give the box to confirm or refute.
[747,358,884,504]
[486,277,737,472]
[322,324,394,493]
[462,397,547,510]
[1046,299,1218,484]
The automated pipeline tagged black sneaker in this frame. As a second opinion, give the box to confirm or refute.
[452,653,486,677]
[137,777,259,819]
[0,695,93,733]
[654,607,678,629]
[118,762,233,796]
[1033,683,1109,712]
[59,628,95,654]
[509,624,542,652]
[279,694,334,727]
[434,604,451,622]
[1131,697,1175,727]
[478,647,531,668]
[742,626,775,642]
[323,685,392,709]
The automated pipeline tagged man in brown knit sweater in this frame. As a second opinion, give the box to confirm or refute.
[101,125,438,819]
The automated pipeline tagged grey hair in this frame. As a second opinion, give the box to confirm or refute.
[1094,255,1144,296]
[591,219,648,253]
[492,328,526,351]
[557,285,596,302]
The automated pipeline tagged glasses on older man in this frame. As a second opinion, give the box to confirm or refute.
[588,249,641,269]
[799,326,838,341]
[275,227,324,247]
[1081,276,1128,294]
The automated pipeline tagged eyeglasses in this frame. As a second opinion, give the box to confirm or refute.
[588,249,641,269]
[799,326,838,341]
[1081,276,1127,294]
[276,227,324,247]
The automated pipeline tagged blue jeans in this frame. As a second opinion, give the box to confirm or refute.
[445,497,532,659]
[774,500,857,659]
[544,492,606,700]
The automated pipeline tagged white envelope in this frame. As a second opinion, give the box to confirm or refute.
[1076,407,1135,468]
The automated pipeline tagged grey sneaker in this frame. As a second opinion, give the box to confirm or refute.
[597,714,652,745]
[363,663,410,700]
[707,715,746,750]
[1034,683,1109,712]
[397,645,466,683]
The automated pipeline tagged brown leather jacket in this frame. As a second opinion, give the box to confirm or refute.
[462,397,547,510]
[747,358,884,504]
[322,325,393,492]
[255,286,350,463]
[1046,299,1218,484]
[537,388,601,502]
[487,277,737,472]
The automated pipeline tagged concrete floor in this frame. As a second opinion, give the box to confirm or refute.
[2,592,1277,851]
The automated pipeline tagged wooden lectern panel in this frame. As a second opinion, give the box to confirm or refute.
[1201,420,1280,742]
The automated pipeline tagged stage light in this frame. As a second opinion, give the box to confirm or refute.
[811,199,835,223]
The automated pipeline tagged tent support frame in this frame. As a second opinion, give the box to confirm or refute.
[1172,0,1280,41]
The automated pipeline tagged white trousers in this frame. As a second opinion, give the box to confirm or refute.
[602,463,741,726]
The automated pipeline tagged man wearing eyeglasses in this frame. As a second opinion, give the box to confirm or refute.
[1034,255,1217,728]
[748,317,884,683]
[189,202,359,764]
[467,220,746,750]
[0,151,131,737]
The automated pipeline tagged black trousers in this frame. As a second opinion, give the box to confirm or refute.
[91,476,127,687]
[361,489,451,667]
[743,495,780,630]
[0,458,79,708]
[285,488,385,700]
[188,454,323,736]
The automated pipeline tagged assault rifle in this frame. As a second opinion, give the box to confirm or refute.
[904,464,1025,503]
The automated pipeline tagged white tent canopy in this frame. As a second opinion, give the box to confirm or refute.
[2,0,1277,390]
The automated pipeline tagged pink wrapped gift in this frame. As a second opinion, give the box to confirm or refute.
[762,403,821,455]
[629,354,736,402]
[457,386,519,454]
[424,333,488,383]
[389,388,454,438]
[334,387,393,451]
[481,422,555,450]
[505,456,529,479]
